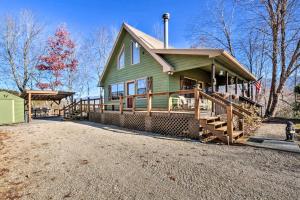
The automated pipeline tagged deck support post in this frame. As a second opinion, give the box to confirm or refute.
[119,96,123,114]
[73,99,76,114]
[80,98,83,118]
[168,93,172,115]
[87,97,90,113]
[93,99,96,112]
[147,90,152,116]
[226,103,234,144]
[225,71,229,93]
[28,92,32,122]
[63,106,66,118]
[194,88,200,120]
[132,96,136,114]
[239,117,244,131]
[100,103,103,113]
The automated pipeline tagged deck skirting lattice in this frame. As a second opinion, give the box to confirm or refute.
[88,112,199,139]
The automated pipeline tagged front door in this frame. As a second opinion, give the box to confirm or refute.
[127,81,135,108]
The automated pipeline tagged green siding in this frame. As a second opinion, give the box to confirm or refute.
[101,31,169,109]
[162,54,212,72]
[14,99,25,123]
[162,54,213,92]
[0,91,24,124]
[0,100,14,124]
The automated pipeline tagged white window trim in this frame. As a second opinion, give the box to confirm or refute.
[136,77,147,99]
[110,82,125,101]
[117,45,125,69]
[130,40,140,65]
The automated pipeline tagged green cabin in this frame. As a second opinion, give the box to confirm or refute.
[98,22,256,111]
[0,91,24,125]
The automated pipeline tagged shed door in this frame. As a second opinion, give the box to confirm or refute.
[0,100,14,124]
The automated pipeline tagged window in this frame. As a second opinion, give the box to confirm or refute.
[118,46,125,69]
[136,78,147,95]
[131,41,140,65]
[180,77,203,98]
[110,83,124,100]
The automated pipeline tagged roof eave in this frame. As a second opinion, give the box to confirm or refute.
[219,51,256,81]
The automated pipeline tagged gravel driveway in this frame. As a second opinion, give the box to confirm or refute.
[0,120,299,200]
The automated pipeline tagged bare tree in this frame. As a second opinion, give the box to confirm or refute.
[188,0,238,56]
[0,10,44,93]
[76,26,116,96]
[253,0,300,117]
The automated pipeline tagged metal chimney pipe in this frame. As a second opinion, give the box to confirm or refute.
[162,13,170,49]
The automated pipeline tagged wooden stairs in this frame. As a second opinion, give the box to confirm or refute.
[62,99,88,120]
[200,116,243,144]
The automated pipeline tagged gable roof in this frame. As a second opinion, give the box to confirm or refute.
[99,23,256,86]
[124,23,166,49]
[99,23,174,85]
[0,91,23,100]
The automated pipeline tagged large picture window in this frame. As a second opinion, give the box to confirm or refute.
[136,78,147,95]
[131,41,140,65]
[118,46,125,69]
[110,83,124,100]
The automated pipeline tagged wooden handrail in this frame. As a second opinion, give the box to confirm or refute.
[198,90,244,118]
[212,93,252,116]
[61,89,246,122]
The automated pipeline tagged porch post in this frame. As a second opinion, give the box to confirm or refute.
[235,77,238,95]
[242,80,245,97]
[225,71,229,93]
[211,62,216,113]
[250,82,254,99]
[247,82,251,98]
[211,62,216,93]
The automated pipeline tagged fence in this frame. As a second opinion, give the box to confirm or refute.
[62,88,247,142]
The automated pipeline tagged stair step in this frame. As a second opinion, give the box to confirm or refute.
[232,131,243,138]
[199,116,221,127]
[207,121,226,126]
[199,116,219,120]
[215,126,227,133]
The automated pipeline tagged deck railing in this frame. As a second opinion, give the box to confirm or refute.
[61,88,250,143]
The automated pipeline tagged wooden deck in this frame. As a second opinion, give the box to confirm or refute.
[62,89,258,144]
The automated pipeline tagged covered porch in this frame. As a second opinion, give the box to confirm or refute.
[22,90,75,122]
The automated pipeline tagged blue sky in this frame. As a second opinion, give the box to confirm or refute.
[0,0,212,47]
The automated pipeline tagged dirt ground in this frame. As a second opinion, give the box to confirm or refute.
[0,119,299,200]
[254,122,286,140]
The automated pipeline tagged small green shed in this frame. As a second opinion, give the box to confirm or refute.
[0,91,24,125]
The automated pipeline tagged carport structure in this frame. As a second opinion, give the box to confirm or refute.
[22,90,75,122]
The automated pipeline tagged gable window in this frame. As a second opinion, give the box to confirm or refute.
[110,82,124,100]
[131,41,140,65]
[136,78,147,94]
[118,46,125,69]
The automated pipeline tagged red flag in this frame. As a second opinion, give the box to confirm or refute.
[255,81,261,93]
